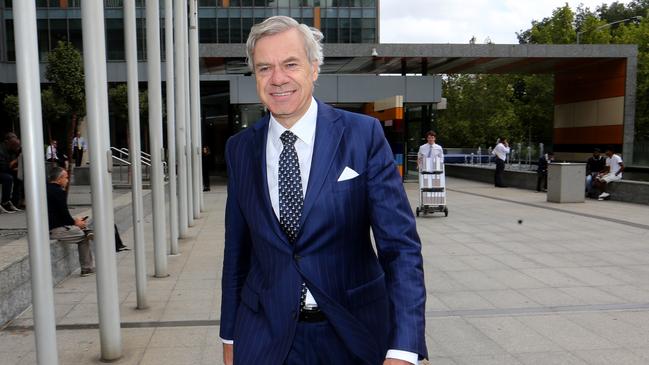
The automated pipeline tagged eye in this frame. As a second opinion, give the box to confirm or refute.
[256,65,270,74]
[286,63,298,69]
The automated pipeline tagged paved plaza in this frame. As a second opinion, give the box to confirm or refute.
[1,177,649,364]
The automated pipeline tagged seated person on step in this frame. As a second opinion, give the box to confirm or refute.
[46,166,95,277]
[594,146,624,201]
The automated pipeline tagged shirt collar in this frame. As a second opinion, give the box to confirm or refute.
[268,97,317,147]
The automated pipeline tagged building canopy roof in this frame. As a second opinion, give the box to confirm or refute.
[200,43,638,76]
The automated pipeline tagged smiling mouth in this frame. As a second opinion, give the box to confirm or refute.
[271,90,295,97]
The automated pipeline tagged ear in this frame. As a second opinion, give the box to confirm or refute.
[311,61,319,82]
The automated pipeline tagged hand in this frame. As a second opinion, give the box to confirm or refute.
[223,343,233,365]
[74,217,87,229]
[383,359,413,365]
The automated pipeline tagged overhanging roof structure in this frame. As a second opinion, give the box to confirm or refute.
[200,43,638,75]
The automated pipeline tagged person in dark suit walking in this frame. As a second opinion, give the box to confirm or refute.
[220,16,427,365]
[536,151,553,192]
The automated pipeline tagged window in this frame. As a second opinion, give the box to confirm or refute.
[339,17,350,42]
[49,19,68,48]
[5,20,14,62]
[69,19,83,53]
[217,18,230,43]
[200,18,217,43]
[37,19,49,61]
[200,0,217,5]
[241,18,253,42]
[105,18,125,60]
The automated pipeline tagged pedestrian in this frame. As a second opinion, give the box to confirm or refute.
[536,151,553,192]
[492,137,510,187]
[202,145,211,192]
[0,132,22,213]
[595,146,624,201]
[219,16,427,365]
[585,148,605,198]
[417,130,444,170]
[46,166,95,277]
[71,131,87,167]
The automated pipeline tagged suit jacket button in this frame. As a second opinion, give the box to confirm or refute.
[293,254,301,261]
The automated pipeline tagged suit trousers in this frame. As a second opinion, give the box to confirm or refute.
[494,158,506,187]
[73,148,83,167]
[50,225,94,270]
[283,320,361,365]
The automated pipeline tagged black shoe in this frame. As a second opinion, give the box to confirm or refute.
[116,246,131,252]
[203,187,211,192]
[1,201,18,213]
[80,268,95,277]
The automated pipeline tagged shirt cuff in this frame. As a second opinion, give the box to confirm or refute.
[220,338,234,345]
[386,349,418,364]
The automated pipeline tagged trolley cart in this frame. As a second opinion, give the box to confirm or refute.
[416,156,448,217]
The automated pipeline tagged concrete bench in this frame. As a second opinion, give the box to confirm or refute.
[444,164,649,205]
[607,179,649,205]
[0,238,80,328]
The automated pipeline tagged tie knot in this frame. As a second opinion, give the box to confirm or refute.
[280,131,298,146]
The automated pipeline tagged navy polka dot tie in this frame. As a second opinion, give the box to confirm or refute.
[279,131,303,243]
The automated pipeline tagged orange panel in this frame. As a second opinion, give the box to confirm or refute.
[553,125,623,145]
[314,7,321,29]
[223,0,230,7]
[555,59,627,104]
[364,107,403,121]
[60,0,68,8]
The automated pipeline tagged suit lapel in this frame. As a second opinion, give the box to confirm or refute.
[252,116,289,246]
[299,101,344,233]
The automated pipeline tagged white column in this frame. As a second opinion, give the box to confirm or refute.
[14,2,59,363]
[165,0,180,254]
[146,0,169,278]
[174,0,189,237]
[81,2,122,360]
[124,0,148,308]
[189,0,202,219]
[183,0,195,227]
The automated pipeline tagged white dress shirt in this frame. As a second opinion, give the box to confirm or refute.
[418,143,444,162]
[46,145,58,160]
[226,97,418,364]
[493,142,510,161]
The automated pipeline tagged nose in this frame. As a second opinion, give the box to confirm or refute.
[270,67,289,87]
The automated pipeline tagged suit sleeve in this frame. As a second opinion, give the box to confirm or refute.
[219,138,252,340]
[365,120,428,359]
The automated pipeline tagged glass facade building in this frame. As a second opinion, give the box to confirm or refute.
[1,0,378,62]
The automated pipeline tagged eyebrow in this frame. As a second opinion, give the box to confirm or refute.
[255,57,301,69]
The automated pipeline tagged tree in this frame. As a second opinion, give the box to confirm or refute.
[517,5,576,44]
[516,2,649,164]
[45,40,85,160]
[2,95,19,132]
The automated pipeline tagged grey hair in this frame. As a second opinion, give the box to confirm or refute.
[246,16,324,73]
[48,166,65,182]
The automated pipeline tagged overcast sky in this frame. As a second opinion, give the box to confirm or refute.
[379,0,633,44]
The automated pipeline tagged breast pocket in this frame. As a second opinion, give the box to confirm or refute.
[332,171,366,193]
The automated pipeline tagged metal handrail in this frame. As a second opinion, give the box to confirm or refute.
[110,147,153,167]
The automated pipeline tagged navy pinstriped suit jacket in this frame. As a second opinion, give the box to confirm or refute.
[220,100,427,365]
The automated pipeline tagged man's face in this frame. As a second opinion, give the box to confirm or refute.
[593,151,600,158]
[253,28,318,127]
[56,171,69,187]
[427,135,436,145]
[605,150,613,157]
[7,137,20,152]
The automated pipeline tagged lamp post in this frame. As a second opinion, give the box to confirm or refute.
[576,16,642,44]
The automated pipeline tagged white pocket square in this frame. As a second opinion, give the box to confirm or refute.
[337,166,359,182]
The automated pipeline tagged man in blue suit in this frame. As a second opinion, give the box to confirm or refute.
[220,16,427,365]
